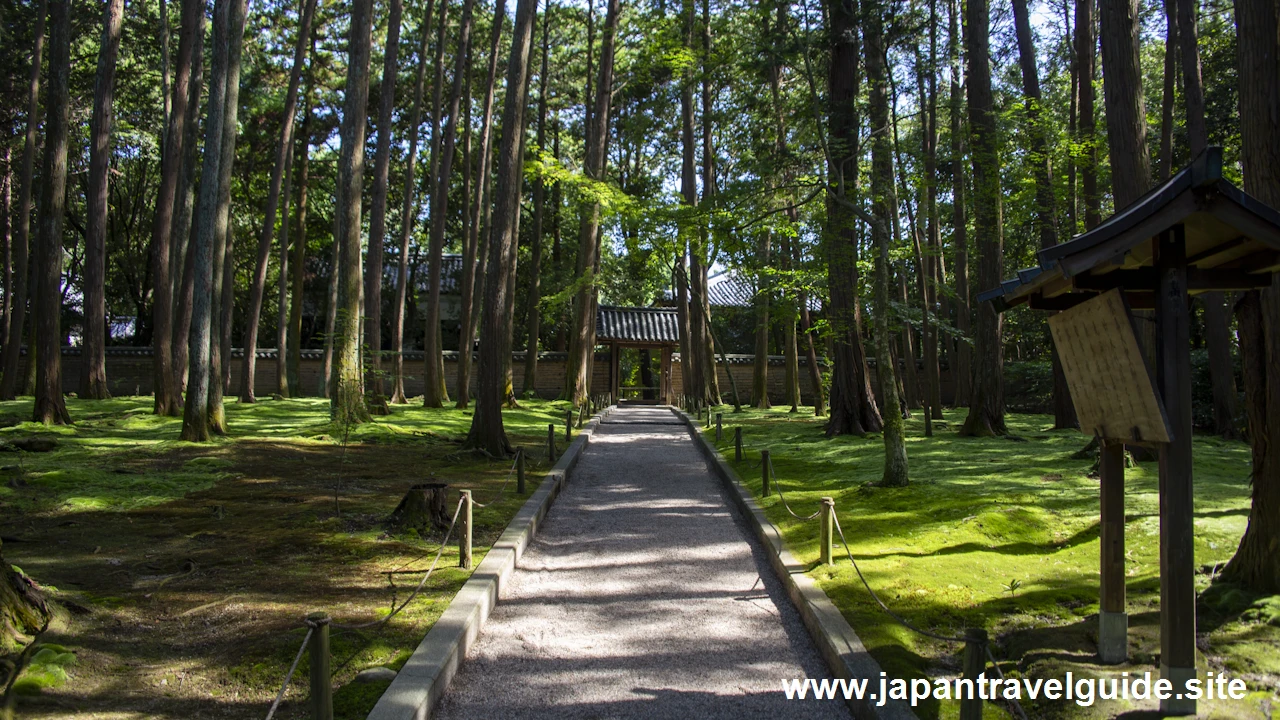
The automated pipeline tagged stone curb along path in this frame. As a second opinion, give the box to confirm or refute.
[367,406,614,720]
[674,407,917,720]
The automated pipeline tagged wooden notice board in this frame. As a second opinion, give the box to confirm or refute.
[1048,288,1172,443]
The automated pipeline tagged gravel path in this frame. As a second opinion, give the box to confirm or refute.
[434,406,850,719]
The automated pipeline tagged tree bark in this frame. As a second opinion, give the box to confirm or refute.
[949,0,971,409]
[287,95,311,395]
[169,10,206,395]
[752,233,771,408]
[1076,0,1100,228]
[463,0,538,455]
[389,0,435,404]
[522,8,552,398]
[0,0,44,402]
[455,0,505,408]
[959,0,1006,437]
[1159,0,1178,181]
[421,0,452,407]
[565,0,621,406]
[1099,0,1152,209]
[823,0,882,436]
[699,0,720,406]
[1202,292,1239,438]
[332,0,375,424]
[182,0,244,440]
[241,0,317,403]
[1222,0,1280,592]
[865,0,908,484]
[0,540,49,649]
[82,0,125,400]
[32,0,72,425]
[426,0,479,408]
[150,0,202,416]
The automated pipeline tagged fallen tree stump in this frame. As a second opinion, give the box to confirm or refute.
[387,483,451,533]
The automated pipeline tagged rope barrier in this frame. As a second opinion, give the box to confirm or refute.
[263,626,314,720]
[471,451,521,508]
[766,455,823,521]
[984,644,1030,720]
[332,497,465,631]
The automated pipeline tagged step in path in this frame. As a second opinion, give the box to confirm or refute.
[434,406,850,719]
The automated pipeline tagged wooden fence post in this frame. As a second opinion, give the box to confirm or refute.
[547,424,556,463]
[715,412,723,441]
[960,627,987,720]
[517,448,526,494]
[459,490,473,570]
[761,450,771,497]
[734,427,742,462]
[307,612,332,720]
[565,410,573,440]
[820,497,835,565]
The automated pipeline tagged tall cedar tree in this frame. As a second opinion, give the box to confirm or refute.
[456,0,506,408]
[1224,0,1280,592]
[241,0,318,402]
[82,0,125,400]
[32,0,72,425]
[287,86,313,394]
[1010,0,1075,429]
[823,0,882,435]
[949,0,970,408]
[422,0,452,406]
[169,9,206,396]
[959,0,1006,436]
[390,0,436,403]
[181,0,247,439]
[523,5,552,397]
[363,0,403,406]
[151,0,203,416]
[865,0,908,483]
[0,0,43,402]
[464,0,539,454]
[565,0,621,406]
[332,0,375,423]
[426,0,479,407]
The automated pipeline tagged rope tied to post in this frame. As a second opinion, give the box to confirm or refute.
[263,626,314,720]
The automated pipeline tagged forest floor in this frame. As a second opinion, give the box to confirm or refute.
[703,405,1280,719]
[1,394,575,720]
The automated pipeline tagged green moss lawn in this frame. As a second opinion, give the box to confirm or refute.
[1,395,576,719]
[703,406,1279,719]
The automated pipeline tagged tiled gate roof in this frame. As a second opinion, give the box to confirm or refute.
[596,306,681,344]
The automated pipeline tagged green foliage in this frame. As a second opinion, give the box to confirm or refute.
[12,645,77,696]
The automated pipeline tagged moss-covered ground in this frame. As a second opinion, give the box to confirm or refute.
[1,395,578,719]
[702,405,1279,719]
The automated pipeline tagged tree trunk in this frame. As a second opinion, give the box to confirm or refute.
[32,0,72,425]
[1,147,9,357]
[241,0,317,403]
[1159,0,1178,181]
[564,0,621,407]
[463,0,538,455]
[1221,0,1280,592]
[1,1,44,402]
[182,0,244,440]
[287,96,311,395]
[150,0,202,416]
[959,0,1006,437]
[361,0,403,406]
[1202,292,1239,438]
[427,0,479,408]
[388,483,452,532]
[522,9,551,398]
[1099,0,1152,209]
[169,11,206,395]
[321,209,339,397]
[897,269,920,410]
[865,0,908,485]
[455,0,504,408]
[81,0,125,401]
[949,0,971,409]
[1076,0,1100,228]
[698,0,720,407]
[0,541,49,650]
[823,0,882,436]
[276,143,294,398]
[919,7,943,422]
[752,233,771,408]
[389,0,435,404]
[421,0,452,407]
[782,234,799,412]
[332,0,375,425]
